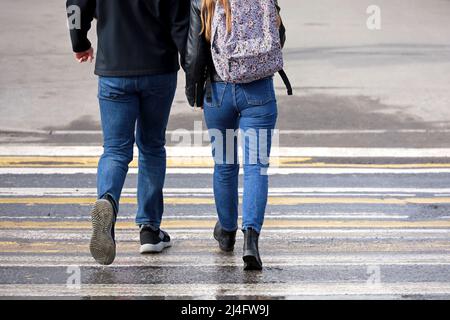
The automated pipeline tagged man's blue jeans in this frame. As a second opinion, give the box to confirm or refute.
[97,73,177,228]
[203,77,278,234]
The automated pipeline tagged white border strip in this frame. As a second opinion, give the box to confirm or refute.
[1,228,448,234]
[1,146,450,157]
[0,214,410,220]
[1,187,450,196]
[0,262,449,268]
[2,167,450,175]
[2,187,450,195]
[5,128,450,135]
[0,283,449,297]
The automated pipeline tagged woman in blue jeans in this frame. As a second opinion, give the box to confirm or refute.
[185,0,287,270]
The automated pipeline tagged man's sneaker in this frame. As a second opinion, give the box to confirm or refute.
[243,228,263,271]
[89,198,117,265]
[140,225,172,253]
[213,221,237,252]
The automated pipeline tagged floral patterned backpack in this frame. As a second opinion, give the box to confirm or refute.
[211,0,292,94]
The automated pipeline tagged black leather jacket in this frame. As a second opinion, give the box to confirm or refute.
[184,0,286,107]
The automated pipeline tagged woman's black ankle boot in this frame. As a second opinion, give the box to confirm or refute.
[243,228,263,270]
[214,221,237,252]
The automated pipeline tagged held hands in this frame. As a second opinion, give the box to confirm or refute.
[185,82,204,109]
[74,47,94,63]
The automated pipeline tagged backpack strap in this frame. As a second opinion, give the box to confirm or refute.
[278,69,293,95]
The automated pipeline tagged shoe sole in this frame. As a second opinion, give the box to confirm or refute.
[89,199,116,265]
[140,241,172,254]
[219,245,234,252]
[243,254,263,271]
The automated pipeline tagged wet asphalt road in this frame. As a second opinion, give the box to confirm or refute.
[0,151,450,299]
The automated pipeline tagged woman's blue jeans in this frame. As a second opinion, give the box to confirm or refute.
[203,77,278,234]
[97,73,177,228]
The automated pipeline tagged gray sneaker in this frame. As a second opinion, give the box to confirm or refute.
[89,199,116,265]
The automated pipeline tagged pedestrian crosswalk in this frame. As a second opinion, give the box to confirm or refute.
[0,146,449,299]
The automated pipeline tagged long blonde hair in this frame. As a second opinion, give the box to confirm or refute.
[201,0,231,42]
[200,0,282,42]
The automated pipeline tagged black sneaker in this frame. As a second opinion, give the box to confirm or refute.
[213,221,237,252]
[140,225,172,253]
[243,228,263,271]
[89,198,117,265]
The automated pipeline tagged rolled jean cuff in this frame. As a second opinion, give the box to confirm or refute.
[242,224,262,234]
[135,220,161,229]
[99,193,118,214]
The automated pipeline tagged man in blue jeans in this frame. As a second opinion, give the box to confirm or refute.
[66,0,189,265]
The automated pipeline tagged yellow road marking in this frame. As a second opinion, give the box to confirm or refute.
[1,197,450,205]
[0,157,206,168]
[1,156,450,168]
[0,157,101,167]
[1,219,449,229]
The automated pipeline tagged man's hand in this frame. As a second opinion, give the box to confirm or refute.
[74,47,94,63]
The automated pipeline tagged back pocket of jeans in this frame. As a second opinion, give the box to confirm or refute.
[98,77,126,101]
[241,78,275,106]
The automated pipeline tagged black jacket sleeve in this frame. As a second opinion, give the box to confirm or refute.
[66,0,96,52]
[275,0,286,48]
[184,0,208,107]
[163,0,190,69]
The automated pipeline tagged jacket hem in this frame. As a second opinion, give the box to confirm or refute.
[94,66,180,77]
